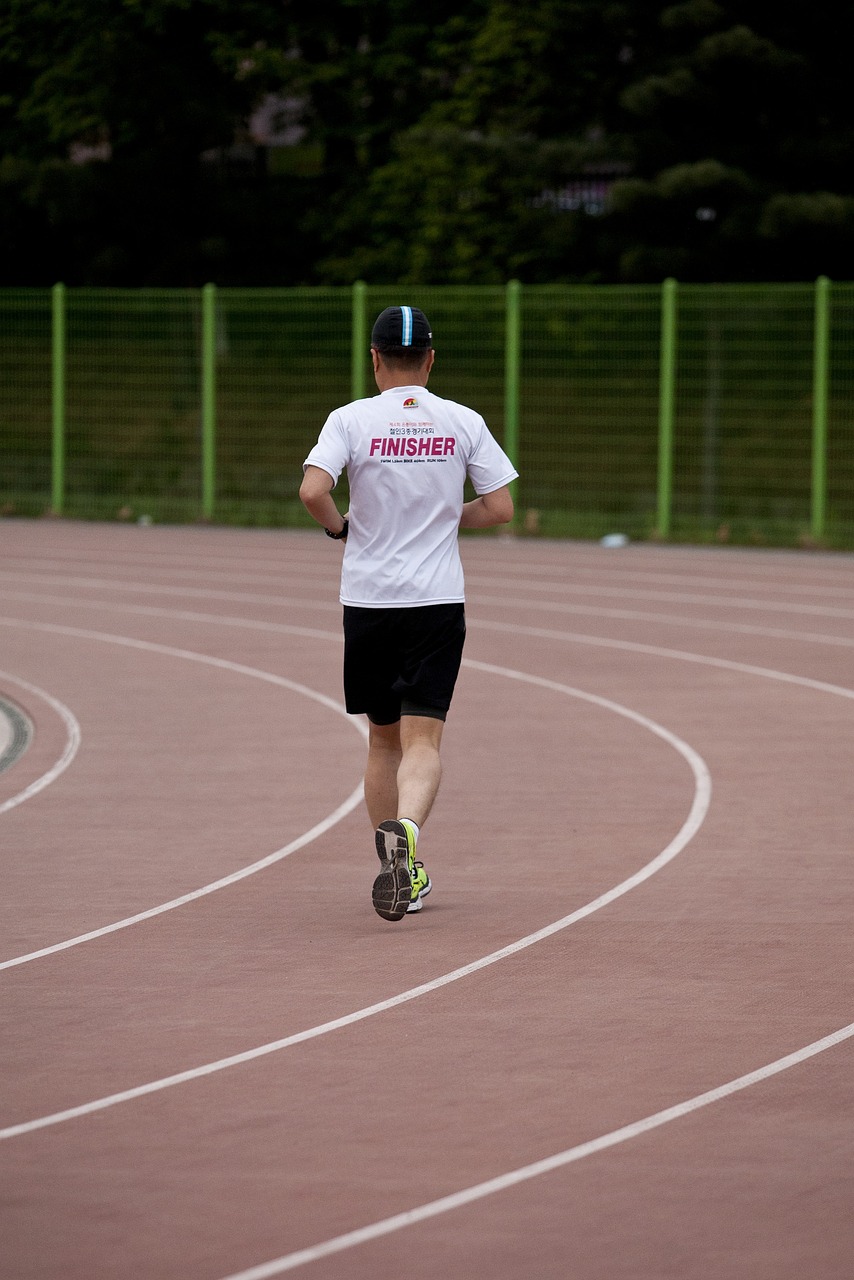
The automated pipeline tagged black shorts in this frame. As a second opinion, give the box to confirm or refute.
[343,603,466,725]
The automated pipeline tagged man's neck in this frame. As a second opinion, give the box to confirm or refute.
[372,350,434,392]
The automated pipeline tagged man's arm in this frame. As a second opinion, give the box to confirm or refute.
[459,484,514,529]
[299,465,348,536]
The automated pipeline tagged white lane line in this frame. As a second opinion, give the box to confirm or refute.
[0,783,364,973]
[7,594,851,705]
[467,557,854,599]
[467,575,854,618]
[4,595,851,967]
[215,1020,854,1279]
[0,570,340,614]
[6,587,854,656]
[0,591,341,644]
[0,667,711,1140]
[472,620,854,703]
[3,601,850,1147]
[0,619,366,971]
[0,556,337,592]
[5,545,854,599]
[4,566,854,621]
[0,670,81,816]
[471,595,854,647]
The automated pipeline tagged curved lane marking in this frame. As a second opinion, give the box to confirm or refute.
[215,1019,854,1279]
[6,586,854,655]
[0,662,711,1139]
[4,598,853,968]
[470,593,854,648]
[7,551,854,601]
[1,591,341,644]
[4,549,852,1269]
[0,670,81,816]
[472,619,854,703]
[3,600,852,1151]
[0,619,366,971]
[468,557,854,599]
[466,574,854,619]
[0,570,340,615]
[4,565,854,620]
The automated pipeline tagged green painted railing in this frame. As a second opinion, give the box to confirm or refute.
[503,279,522,475]
[811,275,830,541]
[10,278,849,544]
[201,282,217,521]
[657,277,678,539]
[51,282,66,515]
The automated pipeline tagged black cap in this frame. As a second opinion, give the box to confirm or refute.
[371,305,432,350]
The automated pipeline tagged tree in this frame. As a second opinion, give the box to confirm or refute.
[606,2,854,279]
[0,0,484,283]
[3,0,854,284]
[322,0,854,283]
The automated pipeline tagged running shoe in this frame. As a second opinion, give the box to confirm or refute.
[407,850,432,914]
[372,818,431,921]
[396,818,432,912]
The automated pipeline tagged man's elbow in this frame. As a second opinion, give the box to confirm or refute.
[299,467,331,508]
[486,488,514,525]
[498,492,515,524]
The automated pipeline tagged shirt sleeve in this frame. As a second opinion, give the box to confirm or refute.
[303,411,349,486]
[466,419,519,495]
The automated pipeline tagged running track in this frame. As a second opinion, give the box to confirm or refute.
[1,519,852,1279]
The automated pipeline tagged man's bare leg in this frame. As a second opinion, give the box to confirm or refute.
[364,721,402,829]
[365,715,444,829]
[370,714,444,921]
[396,714,444,827]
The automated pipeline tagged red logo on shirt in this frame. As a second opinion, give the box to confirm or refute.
[402,397,418,408]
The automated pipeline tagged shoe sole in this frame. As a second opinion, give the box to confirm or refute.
[373,821,412,922]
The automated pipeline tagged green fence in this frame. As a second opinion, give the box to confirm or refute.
[2,279,852,547]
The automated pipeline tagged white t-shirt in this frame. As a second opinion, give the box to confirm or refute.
[304,384,518,607]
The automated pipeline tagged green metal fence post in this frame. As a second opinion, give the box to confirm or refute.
[657,277,678,538]
[351,280,368,401]
[811,275,830,542]
[201,283,217,519]
[51,282,66,515]
[504,279,522,474]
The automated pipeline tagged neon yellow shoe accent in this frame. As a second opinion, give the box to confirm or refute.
[399,818,432,911]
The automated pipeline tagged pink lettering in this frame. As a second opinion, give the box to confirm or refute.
[373,435,457,460]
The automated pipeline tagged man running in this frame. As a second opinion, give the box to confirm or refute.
[300,305,517,921]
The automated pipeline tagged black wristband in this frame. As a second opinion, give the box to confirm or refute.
[325,518,348,540]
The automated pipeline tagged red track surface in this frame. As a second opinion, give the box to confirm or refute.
[1,519,852,1279]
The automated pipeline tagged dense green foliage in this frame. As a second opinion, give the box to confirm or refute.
[2,0,853,285]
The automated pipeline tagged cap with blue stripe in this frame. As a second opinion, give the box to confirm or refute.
[371,305,433,350]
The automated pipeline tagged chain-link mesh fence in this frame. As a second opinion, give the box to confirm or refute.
[673,284,815,541]
[519,285,661,537]
[215,288,352,524]
[2,281,852,547]
[63,289,201,520]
